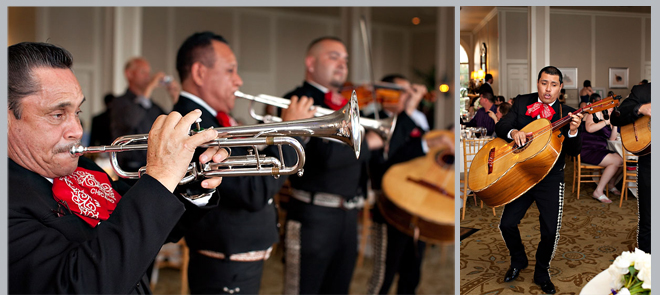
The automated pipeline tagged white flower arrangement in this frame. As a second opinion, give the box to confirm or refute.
[607,248,651,295]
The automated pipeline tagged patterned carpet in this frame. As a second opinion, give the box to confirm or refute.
[460,161,640,294]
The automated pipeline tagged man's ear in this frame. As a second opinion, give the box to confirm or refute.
[305,56,315,74]
[190,62,206,86]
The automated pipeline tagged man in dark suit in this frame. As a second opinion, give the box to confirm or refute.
[172,31,315,295]
[366,74,432,295]
[479,73,494,95]
[495,66,583,294]
[89,93,114,146]
[8,42,227,294]
[111,57,180,172]
[610,83,651,253]
[281,36,383,295]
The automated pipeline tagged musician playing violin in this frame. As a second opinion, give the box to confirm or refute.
[610,83,651,253]
[495,66,583,294]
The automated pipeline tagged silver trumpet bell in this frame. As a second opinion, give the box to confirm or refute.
[236,90,397,145]
[70,91,362,185]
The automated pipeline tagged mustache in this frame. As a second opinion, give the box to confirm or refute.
[54,141,82,154]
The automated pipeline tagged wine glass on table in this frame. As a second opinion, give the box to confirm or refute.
[473,127,482,138]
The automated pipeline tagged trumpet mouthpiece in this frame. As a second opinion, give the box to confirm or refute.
[70,144,86,156]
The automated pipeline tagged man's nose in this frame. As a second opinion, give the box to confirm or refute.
[235,74,243,87]
[65,116,83,140]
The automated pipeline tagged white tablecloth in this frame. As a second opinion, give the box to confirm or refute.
[580,269,613,295]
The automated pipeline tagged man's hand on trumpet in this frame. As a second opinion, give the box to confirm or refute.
[281,95,316,121]
[146,109,229,193]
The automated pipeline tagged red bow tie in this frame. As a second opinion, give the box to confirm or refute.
[324,91,348,110]
[52,167,122,227]
[216,112,237,127]
[526,102,555,119]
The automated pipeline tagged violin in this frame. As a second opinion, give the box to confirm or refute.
[340,82,405,109]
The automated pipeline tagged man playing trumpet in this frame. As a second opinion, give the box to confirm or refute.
[171,31,316,294]
[8,42,228,294]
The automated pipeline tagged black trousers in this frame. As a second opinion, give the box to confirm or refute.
[637,154,651,253]
[284,199,359,294]
[499,171,565,282]
[187,251,265,294]
[368,222,426,295]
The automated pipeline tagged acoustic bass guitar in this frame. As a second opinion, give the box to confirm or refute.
[468,97,619,207]
[381,130,454,244]
[620,115,651,156]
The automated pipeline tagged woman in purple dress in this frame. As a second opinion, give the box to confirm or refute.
[580,93,623,203]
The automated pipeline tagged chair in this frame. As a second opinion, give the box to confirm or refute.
[620,148,638,207]
[461,138,496,220]
[574,154,608,200]
[150,239,190,294]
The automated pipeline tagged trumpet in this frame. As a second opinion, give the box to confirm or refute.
[236,90,397,144]
[71,92,362,185]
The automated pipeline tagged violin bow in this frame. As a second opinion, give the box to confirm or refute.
[359,15,380,120]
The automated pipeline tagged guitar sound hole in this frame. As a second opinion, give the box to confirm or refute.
[434,149,454,168]
[512,137,533,154]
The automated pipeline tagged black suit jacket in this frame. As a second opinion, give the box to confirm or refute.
[110,89,165,171]
[173,95,294,255]
[495,93,582,176]
[367,110,426,190]
[479,82,493,95]
[8,156,216,294]
[611,83,651,127]
[283,82,371,198]
[90,110,112,146]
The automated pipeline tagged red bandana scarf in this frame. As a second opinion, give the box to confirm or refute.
[52,167,121,227]
[216,112,238,127]
[526,102,556,119]
[324,91,348,110]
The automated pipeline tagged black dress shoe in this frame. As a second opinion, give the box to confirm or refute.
[503,264,527,282]
[534,279,556,294]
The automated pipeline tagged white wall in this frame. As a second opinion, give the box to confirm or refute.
[461,7,650,106]
[16,7,445,130]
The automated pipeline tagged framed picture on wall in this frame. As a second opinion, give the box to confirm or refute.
[559,68,578,89]
[609,67,629,88]
[593,87,606,99]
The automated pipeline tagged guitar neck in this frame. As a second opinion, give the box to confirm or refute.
[550,106,586,132]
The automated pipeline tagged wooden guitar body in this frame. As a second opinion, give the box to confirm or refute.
[381,143,454,244]
[467,119,564,207]
[620,115,651,156]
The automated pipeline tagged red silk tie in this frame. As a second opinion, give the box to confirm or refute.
[324,91,348,111]
[52,167,121,227]
[216,112,237,127]
[526,102,555,119]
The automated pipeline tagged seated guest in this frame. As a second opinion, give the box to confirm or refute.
[8,42,227,294]
[463,91,497,136]
[467,95,479,119]
[487,102,511,125]
[579,80,594,108]
[496,95,506,105]
[580,93,623,203]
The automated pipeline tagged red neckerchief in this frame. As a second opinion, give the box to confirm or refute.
[526,101,555,119]
[216,111,237,127]
[324,91,348,111]
[52,167,121,227]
